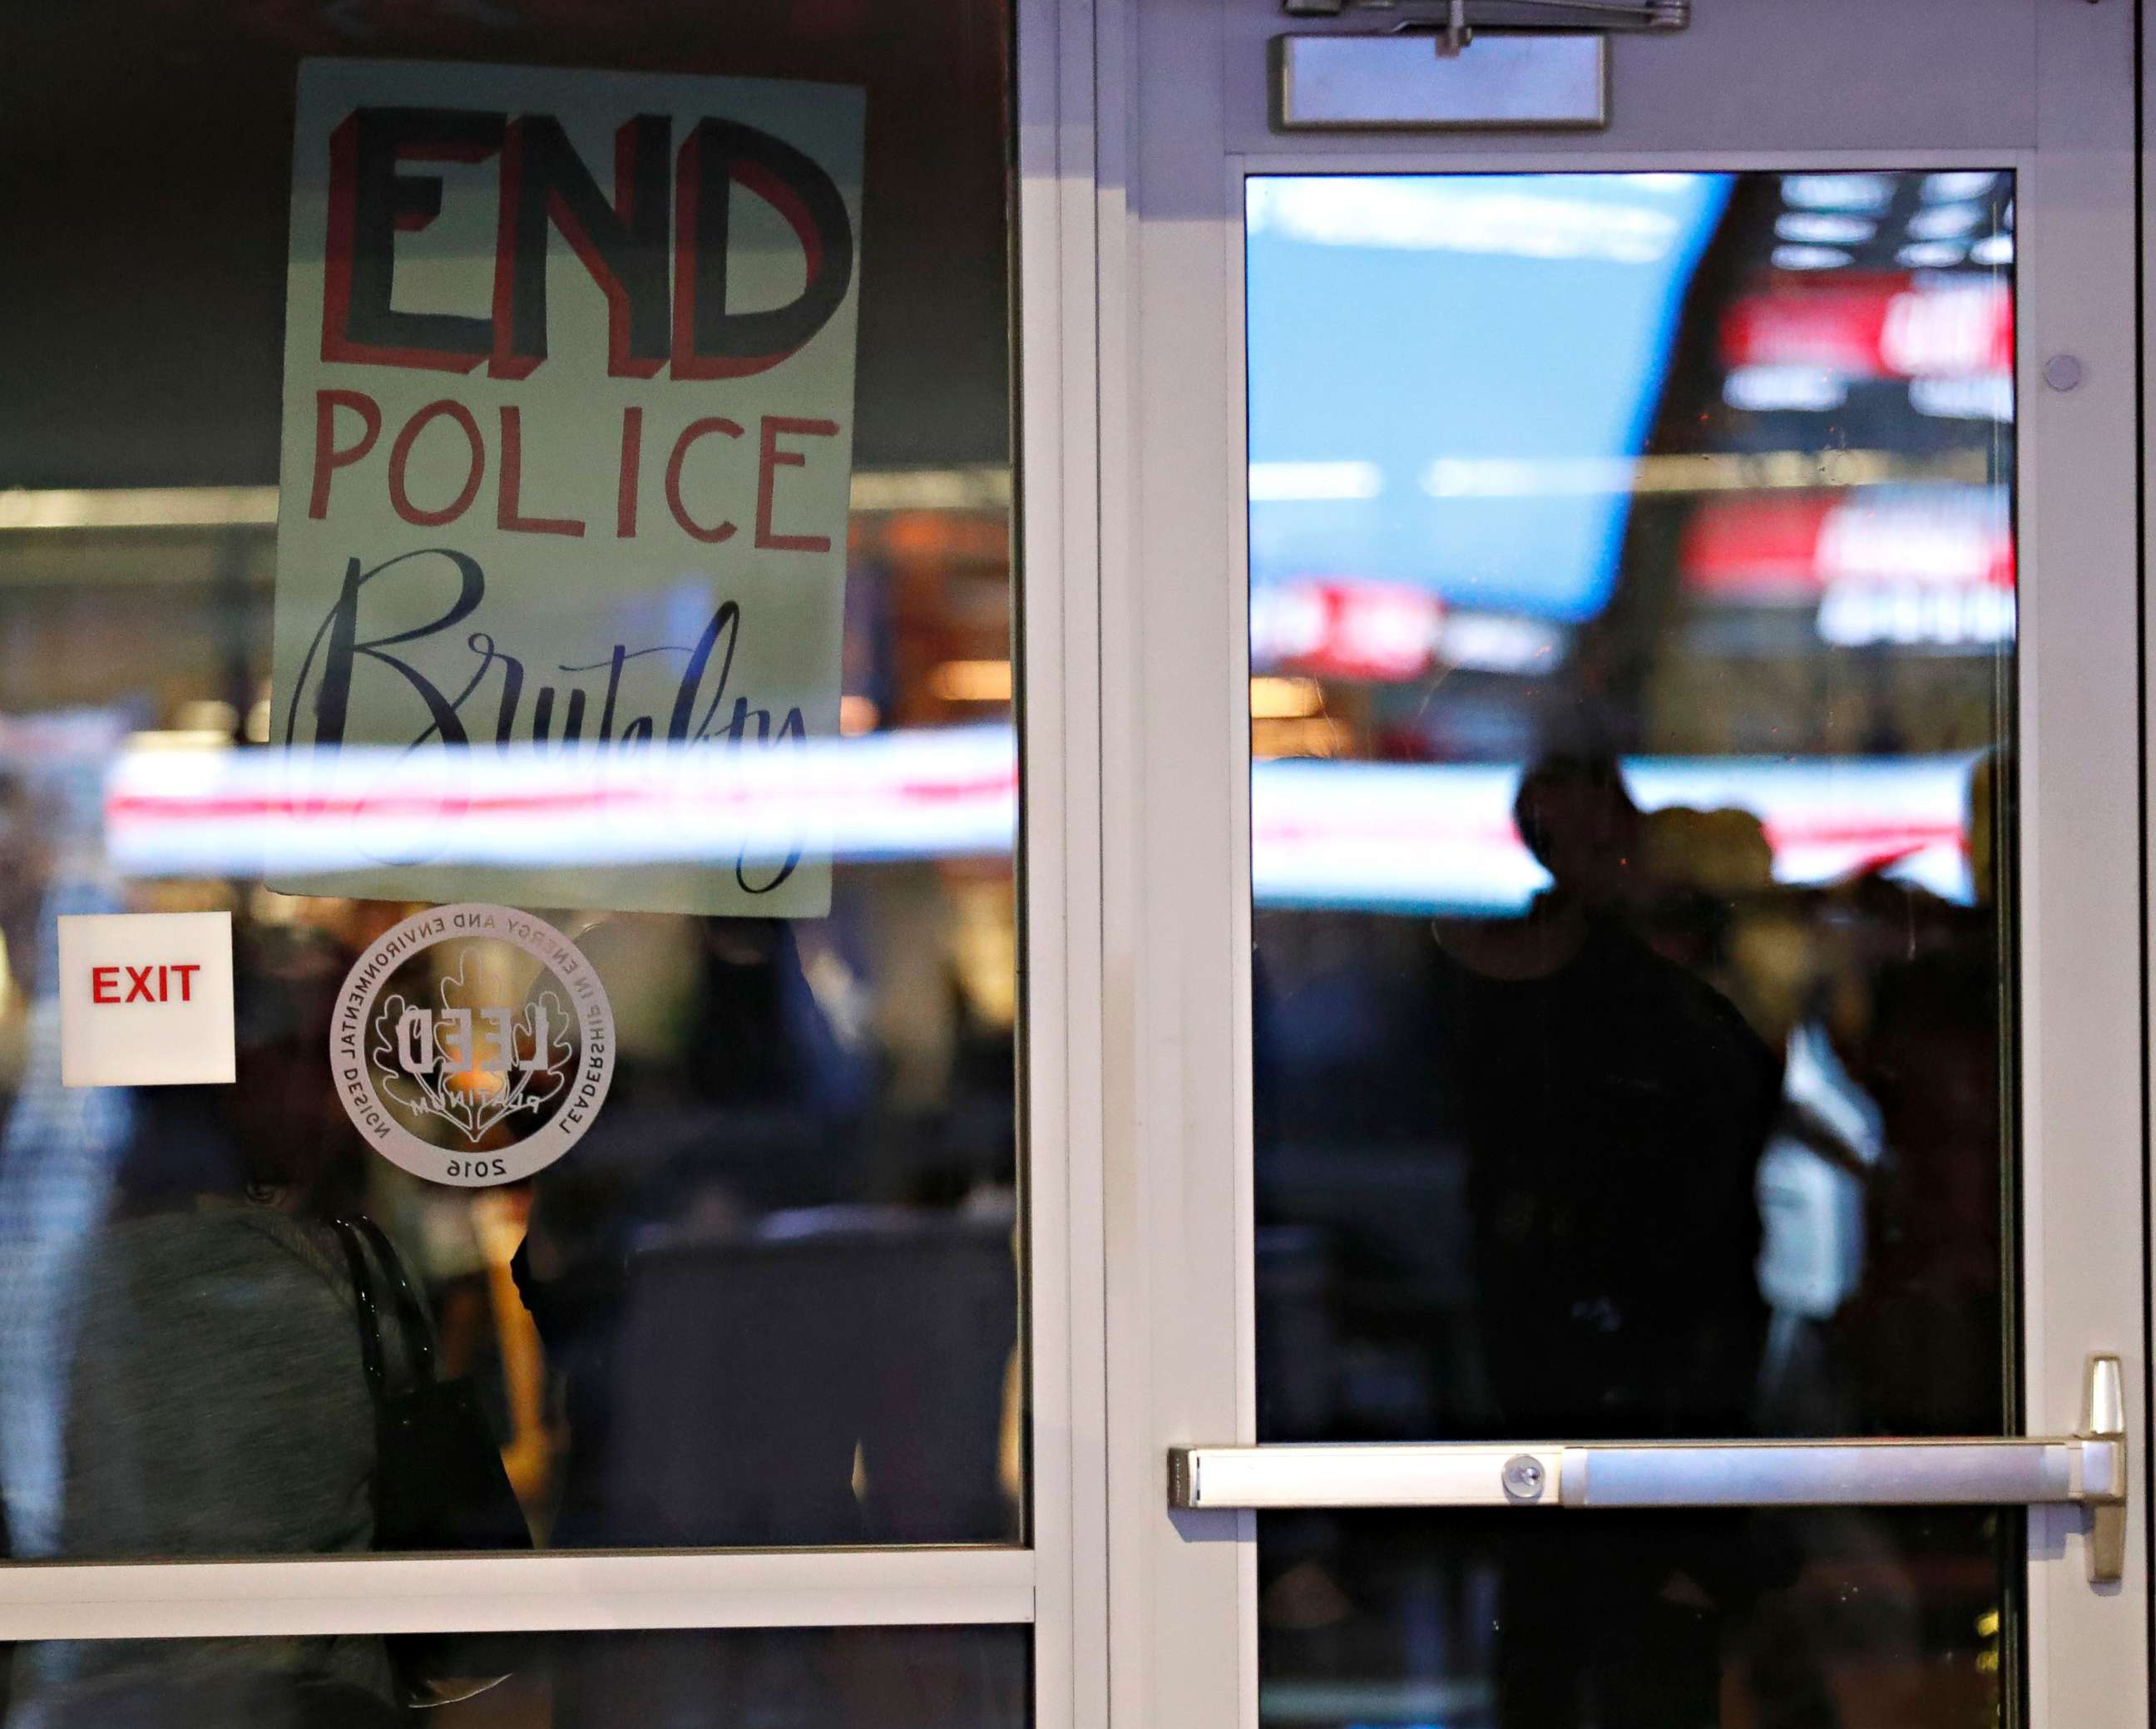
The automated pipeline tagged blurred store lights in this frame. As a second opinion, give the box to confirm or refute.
[1418,449,1986,499]
[1816,488,2014,586]
[1251,718,1345,761]
[1921,171,2005,203]
[1774,213,1876,246]
[1684,486,2015,646]
[1685,487,2013,595]
[105,728,1021,880]
[1770,244,1853,273]
[1251,578,1563,680]
[1249,676,1325,720]
[1722,276,2010,379]
[1907,203,1985,240]
[1780,174,1896,213]
[1252,753,1980,911]
[96,726,1980,914]
[1908,373,2015,422]
[1252,580,1445,681]
[1722,366,1851,414]
[930,659,1015,703]
[1250,465,2011,669]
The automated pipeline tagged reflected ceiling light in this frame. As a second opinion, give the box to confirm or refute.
[1970,233,2014,267]
[1249,580,1442,682]
[1248,461,1382,502]
[93,727,1984,916]
[1907,202,1984,240]
[1779,174,1894,213]
[1773,213,1874,245]
[108,727,1022,882]
[0,487,279,531]
[1909,374,2015,423]
[171,700,239,740]
[1247,176,1689,263]
[1897,241,1969,269]
[1249,675,1326,719]
[1437,612,1563,675]
[1422,449,1986,499]
[1817,582,2015,650]
[1249,753,1984,914]
[931,659,1014,703]
[0,471,1014,531]
[848,467,1012,512]
[1723,366,1849,414]
[1771,244,1853,271]
[1250,717,1341,761]
[1921,171,2002,203]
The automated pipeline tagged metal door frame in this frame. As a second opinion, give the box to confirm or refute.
[1095,3,2149,1727]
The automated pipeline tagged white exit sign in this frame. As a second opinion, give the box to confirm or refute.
[58,911,237,1089]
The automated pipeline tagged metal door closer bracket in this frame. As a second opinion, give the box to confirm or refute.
[1272,0,1687,127]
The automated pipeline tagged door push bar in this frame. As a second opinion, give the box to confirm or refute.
[1169,1354,2128,1583]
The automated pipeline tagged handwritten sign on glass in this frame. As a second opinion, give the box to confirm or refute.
[272,58,864,916]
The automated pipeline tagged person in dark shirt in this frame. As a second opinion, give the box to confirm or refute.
[1433,753,1779,1727]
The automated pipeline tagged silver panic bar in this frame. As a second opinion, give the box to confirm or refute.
[1169,1355,2127,1583]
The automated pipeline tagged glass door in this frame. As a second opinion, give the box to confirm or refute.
[0,0,1105,1724]
[1101,5,2144,1729]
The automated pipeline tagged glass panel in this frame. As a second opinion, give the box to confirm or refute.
[1247,172,2017,1726]
[0,7,1020,1557]
[0,1624,1029,1727]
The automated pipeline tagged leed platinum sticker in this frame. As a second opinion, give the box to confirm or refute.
[331,903,613,1186]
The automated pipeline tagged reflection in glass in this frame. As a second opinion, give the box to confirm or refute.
[1248,172,2015,1726]
[0,1625,1030,1729]
[0,2,1019,1561]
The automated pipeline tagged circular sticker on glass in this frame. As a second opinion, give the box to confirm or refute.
[330,903,613,1187]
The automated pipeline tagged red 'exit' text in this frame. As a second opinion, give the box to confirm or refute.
[91,964,205,1005]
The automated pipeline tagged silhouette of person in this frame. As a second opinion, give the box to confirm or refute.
[6,927,402,1727]
[1432,753,1780,1727]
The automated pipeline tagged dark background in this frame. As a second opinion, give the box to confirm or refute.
[0,0,1013,487]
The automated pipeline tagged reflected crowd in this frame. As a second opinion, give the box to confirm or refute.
[1248,165,2020,1729]
[1254,747,2010,1728]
